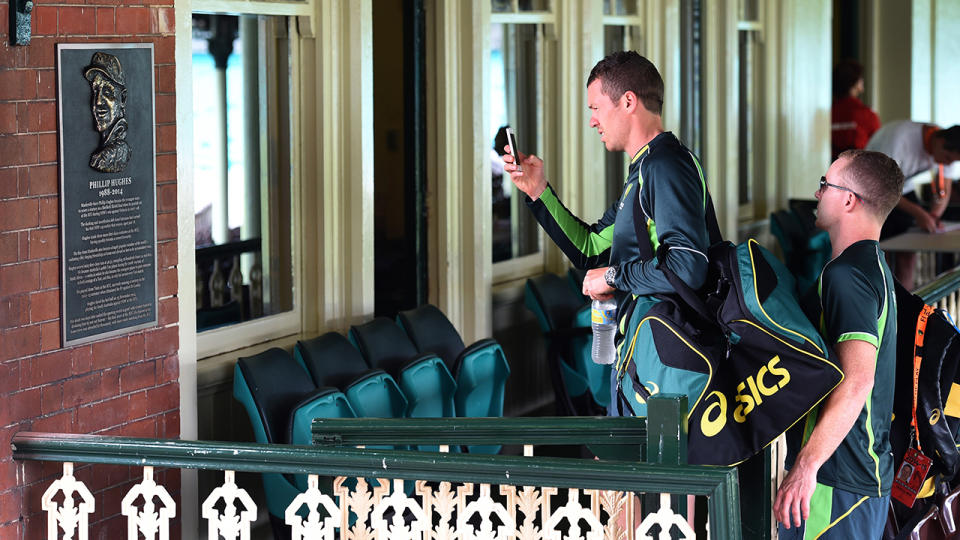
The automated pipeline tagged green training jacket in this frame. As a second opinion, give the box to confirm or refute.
[525,131,713,298]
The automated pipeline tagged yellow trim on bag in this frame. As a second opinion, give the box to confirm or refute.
[734,319,843,375]
[619,315,714,420]
[945,382,960,418]
[617,315,843,467]
[746,239,825,356]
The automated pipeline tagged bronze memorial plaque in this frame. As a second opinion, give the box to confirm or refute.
[56,43,158,346]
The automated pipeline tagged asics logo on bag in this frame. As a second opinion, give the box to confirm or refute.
[699,356,792,437]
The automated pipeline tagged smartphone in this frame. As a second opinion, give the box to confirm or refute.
[505,127,522,172]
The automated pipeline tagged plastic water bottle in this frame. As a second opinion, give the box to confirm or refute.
[591,298,617,365]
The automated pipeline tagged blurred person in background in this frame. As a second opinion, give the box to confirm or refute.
[831,59,880,162]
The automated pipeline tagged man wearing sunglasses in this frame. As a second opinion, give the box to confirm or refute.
[775,150,904,539]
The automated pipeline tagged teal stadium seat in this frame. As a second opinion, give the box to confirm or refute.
[566,267,587,297]
[524,273,609,415]
[232,347,329,535]
[770,205,831,294]
[571,302,609,409]
[287,387,356,491]
[397,304,510,454]
[564,268,610,407]
[295,332,409,423]
[348,318,457,421]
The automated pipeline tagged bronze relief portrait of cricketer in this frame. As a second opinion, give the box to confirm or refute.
[84,51,131,173]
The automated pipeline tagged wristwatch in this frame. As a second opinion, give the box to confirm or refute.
[604,266,617,288]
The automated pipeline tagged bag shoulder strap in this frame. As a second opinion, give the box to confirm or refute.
[630,177,721,324]
[629,160,723,264]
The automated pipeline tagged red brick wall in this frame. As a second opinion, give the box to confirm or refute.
[0,2,180,538]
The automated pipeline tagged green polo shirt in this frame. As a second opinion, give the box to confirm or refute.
[788,239,897,497]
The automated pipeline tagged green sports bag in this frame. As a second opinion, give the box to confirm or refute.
[615,239,844,466]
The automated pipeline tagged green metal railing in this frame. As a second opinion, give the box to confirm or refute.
[313,415,646,460]
[915,265,960,305]
[11,433,733,497]
[13,395,742,540]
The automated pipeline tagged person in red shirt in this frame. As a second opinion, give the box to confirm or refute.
[832,60,881,161]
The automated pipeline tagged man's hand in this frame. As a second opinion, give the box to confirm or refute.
[503,145,547,200]
[916,210,944,233]
[583,267,615,300]
[773,460,818,529]
[773,339,876,530]
[904,198,945,233]
[930,174,953,219]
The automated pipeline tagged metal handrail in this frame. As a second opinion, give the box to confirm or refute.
[11,430,742,539]
[312,415,646,459]
[11,431,715,493]
[915,265,960,304]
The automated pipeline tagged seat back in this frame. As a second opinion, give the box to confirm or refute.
[344,370,409,419]
[455,339,511,454]
[398,355,457,419]
[770,208,831,294]
[233,347,315,445]
[398,304,509,452]
[572,304,610,408]
[349,317,421,375]
[287,387,357,446]
[524,273,586,333]
[287,387,356,492]
[769,209,801,264]
[524,274,591,402]
[566,267,587,297]
[396,305,465,372]
[295,331,370,389]
[232,348,316,521]
[788,198,819,233]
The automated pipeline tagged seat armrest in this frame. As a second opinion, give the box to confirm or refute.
[453,338,502,376]
[399,353,448,375]
[285,387,355,445]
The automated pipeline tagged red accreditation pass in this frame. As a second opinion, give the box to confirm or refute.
[891,447,933,508]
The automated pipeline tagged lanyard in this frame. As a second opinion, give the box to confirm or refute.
[911,304,936,450]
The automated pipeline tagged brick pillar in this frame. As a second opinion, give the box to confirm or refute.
[0,3,180,538]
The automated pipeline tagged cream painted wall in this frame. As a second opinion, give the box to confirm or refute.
[777,0,832,202]
[911,0,960,126]
[867,1,913,124]
[425,0,492,344]
[931,1,960,126]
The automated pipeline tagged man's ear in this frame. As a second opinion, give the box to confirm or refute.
[621,90,638,112]
[844,191,858,212]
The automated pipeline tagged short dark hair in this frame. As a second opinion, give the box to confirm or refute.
[493,125,510,155]
[935,125,960,153]
[832,59,863,99]
[587,51,664,115]
[838,149,904,220]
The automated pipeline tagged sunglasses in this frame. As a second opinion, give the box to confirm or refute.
[819,176,868,204]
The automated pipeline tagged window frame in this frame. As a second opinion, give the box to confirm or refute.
[735,4,765,224]
[187,1,307,359]
[489,5,556,285]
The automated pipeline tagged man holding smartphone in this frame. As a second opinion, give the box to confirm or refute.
[503,51,715,412]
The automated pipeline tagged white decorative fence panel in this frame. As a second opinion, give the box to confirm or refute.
[40,464,698,540]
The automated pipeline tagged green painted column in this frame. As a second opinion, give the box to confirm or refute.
[645,394,688,539]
